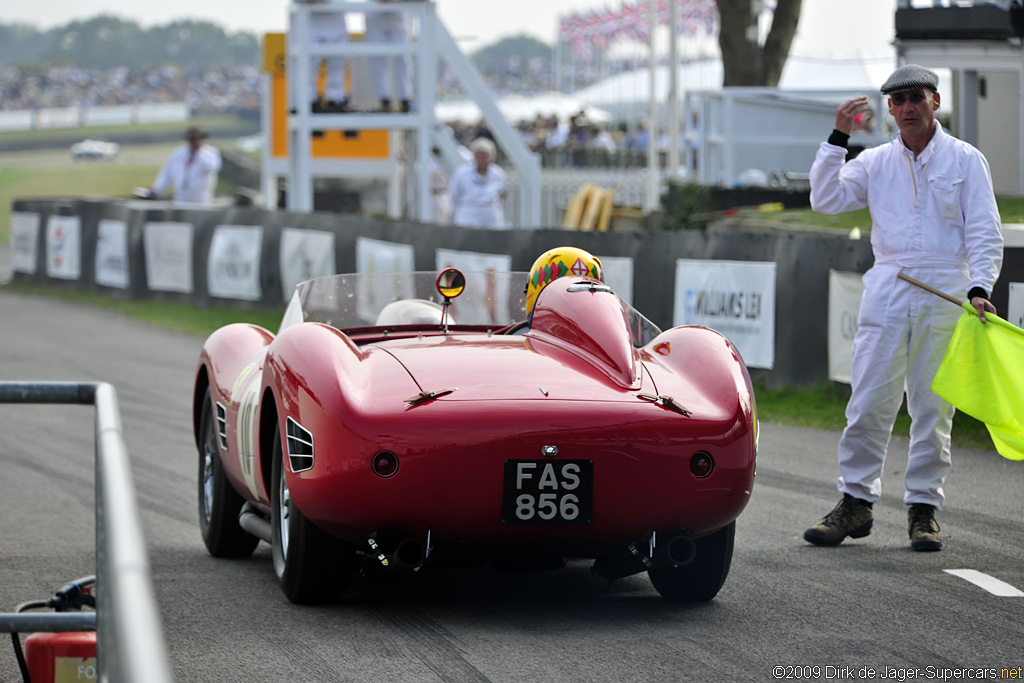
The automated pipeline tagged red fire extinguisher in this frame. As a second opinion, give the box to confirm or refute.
[23,632,97,683]
[10,577,96,683]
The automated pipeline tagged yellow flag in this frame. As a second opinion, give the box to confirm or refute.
[932,302,1024,461]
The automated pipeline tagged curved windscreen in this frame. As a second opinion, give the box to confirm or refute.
[279,271,661,346]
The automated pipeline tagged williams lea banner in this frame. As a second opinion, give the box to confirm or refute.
[673,259,777,369]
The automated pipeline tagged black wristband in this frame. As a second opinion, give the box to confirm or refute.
[827,129,850,148]
[967,287,988,301]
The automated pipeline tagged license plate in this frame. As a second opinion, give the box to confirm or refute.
[502,460,593,524]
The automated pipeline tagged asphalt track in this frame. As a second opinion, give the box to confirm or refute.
[1,288,1022,682]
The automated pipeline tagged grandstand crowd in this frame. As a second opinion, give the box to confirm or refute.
[0,56,672,162]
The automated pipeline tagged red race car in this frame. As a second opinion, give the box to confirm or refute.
[192,248,758,603]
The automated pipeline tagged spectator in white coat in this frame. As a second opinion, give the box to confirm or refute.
[294,0,349,112]
[148,126,222,205]
[429,147,452,224]
[366,0,414,112]
[450,137,507,229]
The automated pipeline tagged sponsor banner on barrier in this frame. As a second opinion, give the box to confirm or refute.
[1010,283,1024,330]
[208,225,263,301]
[280,228,336,302]
[435,248,515,326]
[828,269,865,384]
[10,212,40,274]
[95,219,129,289]
[46,215,82,280]
[356,237,416,324]
[673,259,777,370]
[144,221,194,294]
[597,255,634,306]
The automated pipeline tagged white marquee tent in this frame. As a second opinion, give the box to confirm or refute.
[570,48,918,123]
[435,91,613,125]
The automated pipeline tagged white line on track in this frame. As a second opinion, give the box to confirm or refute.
[944,569,1024,597]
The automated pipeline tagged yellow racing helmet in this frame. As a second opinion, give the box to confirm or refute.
[525,246,604,318]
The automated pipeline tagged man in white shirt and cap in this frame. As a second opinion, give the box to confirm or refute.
[147,126,222,205]
[802,64,1003,553]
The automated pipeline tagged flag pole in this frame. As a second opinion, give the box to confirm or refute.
[897,272,966,307]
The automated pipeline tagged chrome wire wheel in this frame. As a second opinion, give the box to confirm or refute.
[270,422,354,604]
[202,441,215,526]
[277,462,291,561]
[196,386,259,558]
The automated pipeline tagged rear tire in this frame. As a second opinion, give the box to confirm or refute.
[270,424,354,604]
[648,521,735,602]
[198,388,259,558]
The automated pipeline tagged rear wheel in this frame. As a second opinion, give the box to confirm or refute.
[197,387,259,558]
[270,424,354,604]
[648,521,735,602]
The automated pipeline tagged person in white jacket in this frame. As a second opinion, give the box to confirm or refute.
[450,138,507,229]
[802,65,1003,552]
[148,126,222,205]
[294,0,349,112]
[366,0,413,112]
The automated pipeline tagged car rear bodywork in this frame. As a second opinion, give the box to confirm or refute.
[193,270,757,602]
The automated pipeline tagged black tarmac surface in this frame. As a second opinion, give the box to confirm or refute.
[1,288,1022,682]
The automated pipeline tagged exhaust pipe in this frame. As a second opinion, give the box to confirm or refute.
[655,535,696,567]
[238,503,272,543]
[591,534,697,581]
[367,536,427,572]
[591,542,652,581]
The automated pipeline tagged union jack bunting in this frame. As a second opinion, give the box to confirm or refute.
[558,0,724,58]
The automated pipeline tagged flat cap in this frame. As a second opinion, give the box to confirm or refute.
[880,64,939,95]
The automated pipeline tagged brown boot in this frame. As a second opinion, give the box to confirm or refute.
[804,494,874,546]
[908,503,942,552]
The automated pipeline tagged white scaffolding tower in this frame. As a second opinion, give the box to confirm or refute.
[279,1,542,226]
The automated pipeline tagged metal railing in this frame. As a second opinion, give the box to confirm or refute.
[0,382,172,683]
[283,0,542,226]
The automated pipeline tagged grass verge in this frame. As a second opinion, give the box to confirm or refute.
[0,279,996,452]
[755,379,994,451]
[0,164,161,244]
[775,195,1024,232]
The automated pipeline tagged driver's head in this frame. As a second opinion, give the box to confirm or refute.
[525,246,603,318]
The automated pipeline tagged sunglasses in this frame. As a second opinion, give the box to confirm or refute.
[889,91,929,106]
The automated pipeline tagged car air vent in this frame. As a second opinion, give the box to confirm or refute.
[286,417,314,472]
[215,402,228,450]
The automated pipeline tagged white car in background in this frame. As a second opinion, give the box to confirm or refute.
[71,139,120,161]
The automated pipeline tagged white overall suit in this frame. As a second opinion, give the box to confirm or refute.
[294,0,348,103]
[810,122,1002,508]
[366,1,413,103]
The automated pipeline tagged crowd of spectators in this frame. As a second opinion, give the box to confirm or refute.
[0,55,681,168]
[1,56,556,115]
[447,112,681,169]
[0,64,262,113]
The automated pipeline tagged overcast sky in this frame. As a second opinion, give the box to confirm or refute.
[3,0,898,56]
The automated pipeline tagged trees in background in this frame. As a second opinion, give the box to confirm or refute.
[717,0,801,86]
[0,16,258,70]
